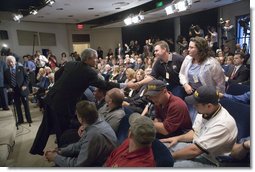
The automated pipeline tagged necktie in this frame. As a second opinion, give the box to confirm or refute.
[11,68,16,87]
[230,67,237,79]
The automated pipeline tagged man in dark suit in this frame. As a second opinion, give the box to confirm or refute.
[30,48,128,155]
[4,55,32,124]
[227,52,249,85]
[0,58,9,110]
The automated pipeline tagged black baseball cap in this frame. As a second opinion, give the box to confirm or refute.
[185,85,219,104]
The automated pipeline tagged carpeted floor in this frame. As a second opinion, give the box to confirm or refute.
[5,103,56,167]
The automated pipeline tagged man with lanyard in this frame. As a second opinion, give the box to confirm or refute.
[129,40,185,99]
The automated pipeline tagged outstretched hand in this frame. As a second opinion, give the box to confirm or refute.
[127,81,140,90]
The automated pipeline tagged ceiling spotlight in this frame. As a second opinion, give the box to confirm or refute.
[138,14,144,20]
[124,17,132,25]
[165,5,175,15]
[132,16,139,23]
[30,9,38,15]
[175,1,188,12]
[13,13,23,22]
[2,43,8,48]
[45,0,55,5]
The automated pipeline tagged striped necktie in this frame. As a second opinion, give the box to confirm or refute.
[11,68,16,87]
[230,67,237,79]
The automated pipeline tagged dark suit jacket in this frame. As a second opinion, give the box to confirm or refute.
[228,65,250,85]
[44,61,119,114]
[0,60,7,87]
[31,61,120,155]
[4,65,29,96]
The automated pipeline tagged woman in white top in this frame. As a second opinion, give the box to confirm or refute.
[179,37,225,95]
[179,37,225,122]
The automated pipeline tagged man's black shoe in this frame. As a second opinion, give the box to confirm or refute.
[2,107,10,110]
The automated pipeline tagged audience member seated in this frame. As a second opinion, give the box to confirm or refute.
[59,87,123,147]
[144,79,192,138]
[123,68,136,97]
[109,65,120,83]
[93,87,107,110]
[222,55,234,75]
[104,113,156,167]
[101,64,112,82]
[122,69,150,114]
[133,57,145,70]
[99,88,125,133]
[36,73,55,110]
[44,100,117,167]
[116,65,126,83]
[160,85,237,167]
[226,52,249,85]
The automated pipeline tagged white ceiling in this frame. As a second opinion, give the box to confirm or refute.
[22,0,153,23]
[17,0,242,28]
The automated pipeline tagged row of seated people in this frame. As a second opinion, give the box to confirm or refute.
[32,38,250,166]
[44,88,167,167]
[42,79,249,167]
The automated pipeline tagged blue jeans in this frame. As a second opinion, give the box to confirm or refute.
[167,142,217,167]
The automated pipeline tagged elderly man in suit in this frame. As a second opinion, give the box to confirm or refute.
[4,55,32,124]
[30,48,131,155]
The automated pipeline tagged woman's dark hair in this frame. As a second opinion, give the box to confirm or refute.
[190,37,209,63]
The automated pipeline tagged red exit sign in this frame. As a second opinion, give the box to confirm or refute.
[76,24,84,30]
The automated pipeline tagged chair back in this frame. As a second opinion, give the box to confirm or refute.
[116,107,133,145]
[220,98,250,141]
[226,84,250,95]
[152,139,174,167]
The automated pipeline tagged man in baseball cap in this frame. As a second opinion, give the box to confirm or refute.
[105,113,156,167]
[144,79,192,138]
[185,85,220,120]
[144,79,167,97]
[160,85,237,167]
[185,85,219,105]
[129,112,156,144]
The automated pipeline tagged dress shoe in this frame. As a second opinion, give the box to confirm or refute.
[17,121,24,125]
[2,107,10,110]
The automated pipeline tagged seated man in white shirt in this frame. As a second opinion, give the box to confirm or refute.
[160,85,238,167]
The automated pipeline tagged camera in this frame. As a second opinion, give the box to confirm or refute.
[219,18,226,26]
[239,18,249,29]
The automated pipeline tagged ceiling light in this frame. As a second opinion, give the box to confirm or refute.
[45,0,55,5]
[2,44,8,48]
[124,12,144,26]
[175,1,188,12]
[30,9,38,15]
[165,5,175,15]
[132,16,139,23]
[13,13,23,22]
[186,0,193,6]
[138,14,144,20]
[124,17,132,25]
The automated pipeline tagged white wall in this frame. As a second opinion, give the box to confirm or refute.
[0,20,122,62]
[0,20,69,61]
[66,24,122,57]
